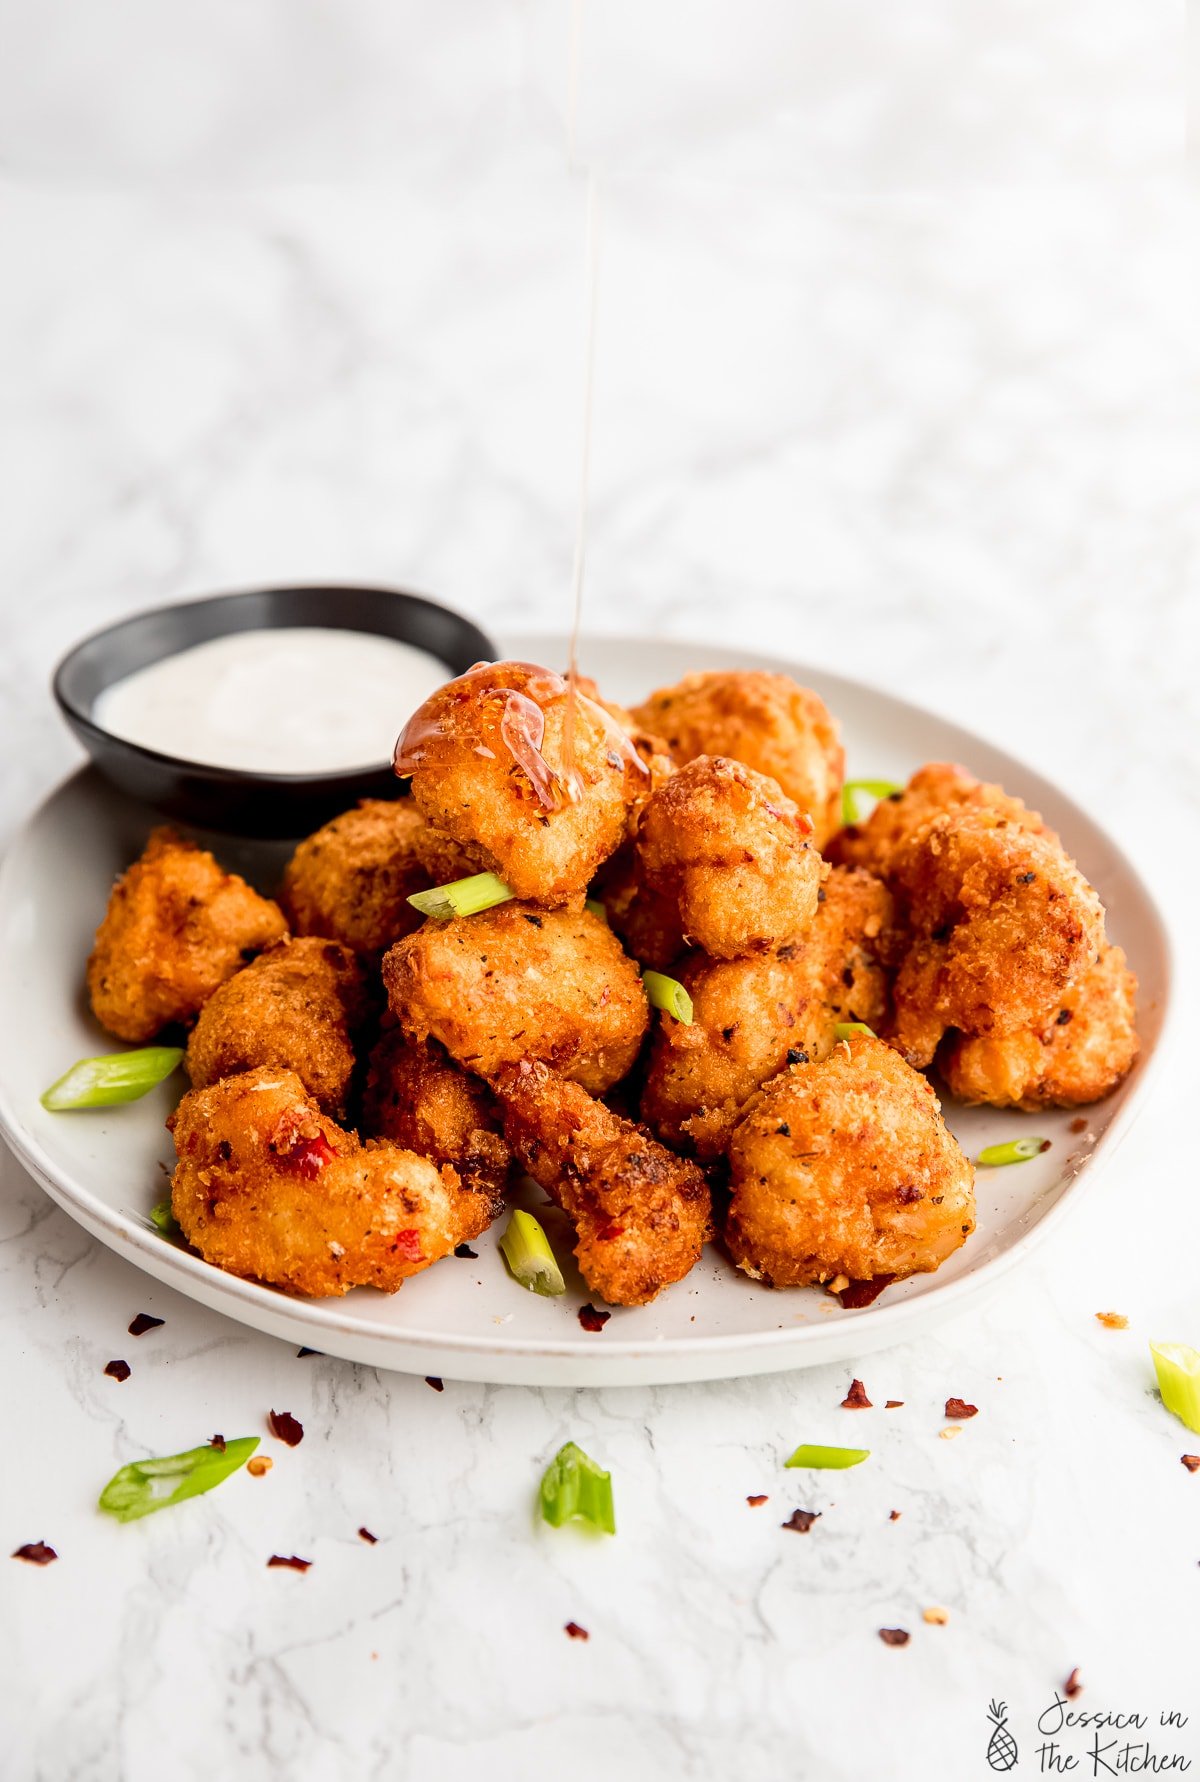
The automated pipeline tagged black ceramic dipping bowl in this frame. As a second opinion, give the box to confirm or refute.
[53,585,498,838]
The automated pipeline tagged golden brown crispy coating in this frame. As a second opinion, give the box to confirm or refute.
[492,1061,712,1306]
[641,866,894,1158]
[362,1028,511,1203]
[888,810,1106,1067]
[828,762,1056,878]
[632,670,844,847]
[725,1034,975,1288]
[184,937,370,1118]
[170,1068,496,1296]
[281,799,479,963]
[635,756,825,961]
[940,942,1137,1109]
[87,828,287,1043]
[395,661,646,902]
[382,902,648,1094]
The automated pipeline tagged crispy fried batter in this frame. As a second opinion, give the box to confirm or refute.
[170,1067,496,1296]
[362,1028,511,1203]
[632,670,844,846]
[281,799,479,962]
[87,828,287,1042]
[828,762,1056,878]
[725,1034,975,1288]
[493,1061,712,1306]
[641,866,894,1158]
[635,756,826,961]
[382,902,648,1093]
[941,942,1138,1109]
[184,937,370,1117]
[396,661,644,902]
[888,810,1106,1067]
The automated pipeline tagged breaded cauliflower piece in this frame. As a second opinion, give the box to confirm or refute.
[170,1067,497,1296]
[828,762,1056,879]
[281,799,480,963]
[888,810,1106,1067]
[641,866,894,1158]
[940,941,1137,1109]
[634,756,826,961]
[87,828,287,1042]
[362,1027,511,1203]
[632,670,844,846]
[492,1061,712,1306]
[184,937,370,1118]
[382,902,648,1094]
[725,1034,975,1288]
[395,661,647,903]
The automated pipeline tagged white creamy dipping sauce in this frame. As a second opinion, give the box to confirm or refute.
[94,628,451,774]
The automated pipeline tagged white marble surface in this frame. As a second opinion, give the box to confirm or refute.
[2,7,1199,1778]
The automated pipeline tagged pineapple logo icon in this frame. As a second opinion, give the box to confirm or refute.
[986,1700,1018,1771]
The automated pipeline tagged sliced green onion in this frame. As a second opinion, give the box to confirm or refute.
[785,1443,871,1470]
[407,871,515,921]
[842,779,902,826]
[1150,1342,1200,1436]
[584,898,608,922]
[499,1208,566,1297]
[834,1022,875,1041]
[539,1441,616,1535]
[41,1046,184,1112]
[976,1136,1050,1167]
[98,1437,259,1523]
[642,970,693,1026]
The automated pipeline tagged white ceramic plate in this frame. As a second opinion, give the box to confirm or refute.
[0,634,1173,1385]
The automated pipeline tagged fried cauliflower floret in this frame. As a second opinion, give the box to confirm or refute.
[888,810,1106,1067]
[281,799,480,963]
[725,1034,975,1288]
[940,942,1138,1109]
[184,938,370,1118]
[641,866,894,1158]
[362,1028,511,1203]
[634,756,825,961]
[87,828,287,1042]
[382,903,648,1094]
[492,1061,712,1306]
[632,670,844,847]
[170,1067,496,1296]
[396,661,647,903]
[828,762,1057,879]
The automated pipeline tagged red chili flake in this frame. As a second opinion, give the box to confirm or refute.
[1069,1116,1088,1134]
[885,1400,904,1409]
[285,1133,336,1178]
[782,1508,821,1533]
[944,1398,978,1419]
[746,1494,768,1507]
[104,1359,131,1382]
[268,1409,304,1446]
[842,1378,872,1409]
[267,1555,312,1572]
[564,1621,589,1640]
[454,1244,478,1259]
[128,1313,164,1337]
[393,1229,422,1261]
[425,1376,444,1392]
[12,1541,57,1565]
[837,1275,894,1309]
[1064,1667,1083,1698]
[210,1434,226,1453]
[358,1527,378,1543]
[1182,1455,1200,1474]
[879,1628,910,1647]
[888,1510,902,1522]
[578,1304,611,1332]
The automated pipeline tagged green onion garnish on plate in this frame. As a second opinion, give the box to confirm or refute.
[499,1208,566,1297]
[976,1137,1050,1167]
[1150,1342,1200,1435]
[41,1046,184,1112]
[841,780,902,826]
[98,1437,259,1523]
[407,871,515,921]
[642,970,693,1025]
[834,1022,875,1041]
[785,1443,870,1470]
[539,1441,616,1535]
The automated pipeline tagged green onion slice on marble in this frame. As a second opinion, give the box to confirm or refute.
[539,1441,616,1535]
[41,1047,184,1112]
[98,1437,259,1523]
